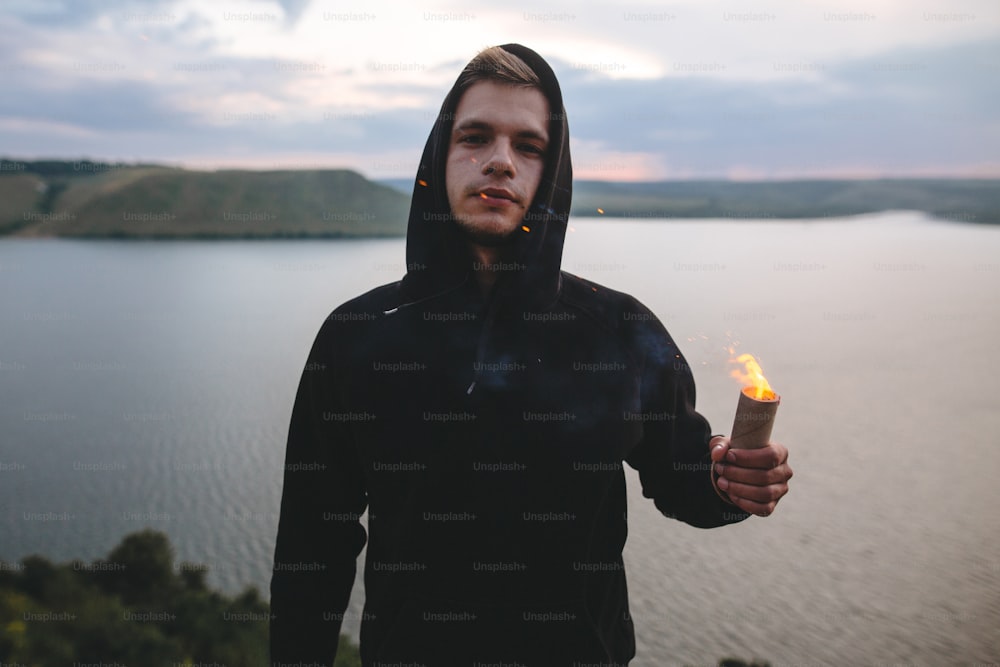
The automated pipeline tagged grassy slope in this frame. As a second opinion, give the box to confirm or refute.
[4,165,410,238]
[3,160,998,239]
[0,172,48,234]
[570,179,1000,223]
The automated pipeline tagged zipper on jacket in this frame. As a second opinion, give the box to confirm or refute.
[380,274,495,397]
[465,283,503,396]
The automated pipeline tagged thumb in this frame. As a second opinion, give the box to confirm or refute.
[710,435,730,463]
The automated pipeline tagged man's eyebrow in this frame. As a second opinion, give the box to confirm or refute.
[453,119,548,143]
[454,120,491,132]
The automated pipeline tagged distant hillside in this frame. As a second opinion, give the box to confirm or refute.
[569,179,1000,223]
[383,177,999,223]
[0,159,410,238]
[3,159,996,239]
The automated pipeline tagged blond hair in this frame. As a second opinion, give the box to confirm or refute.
[454,46,540,91]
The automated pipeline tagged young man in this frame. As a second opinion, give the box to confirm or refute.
[271,43,792,666]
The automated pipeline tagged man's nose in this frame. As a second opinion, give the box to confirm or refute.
[482,139,515,177]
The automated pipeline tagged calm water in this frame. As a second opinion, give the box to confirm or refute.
[1,212,998,665]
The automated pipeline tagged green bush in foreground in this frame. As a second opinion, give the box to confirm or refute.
[0,530,766,666]
[0,529,361,666]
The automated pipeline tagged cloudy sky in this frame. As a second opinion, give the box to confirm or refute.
[2,0,998,180]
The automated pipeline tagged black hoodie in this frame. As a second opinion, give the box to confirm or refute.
[270,43,749,666]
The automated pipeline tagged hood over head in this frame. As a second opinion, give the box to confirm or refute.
[400,43,572,310]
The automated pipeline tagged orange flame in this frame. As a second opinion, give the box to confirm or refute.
[729,350,775,401]
[521,225,531,232]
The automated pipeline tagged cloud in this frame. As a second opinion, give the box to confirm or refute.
[1,1,997,179]
[4,0,171,26]
[553,38,1000,178]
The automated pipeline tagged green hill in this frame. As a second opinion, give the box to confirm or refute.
[0,159,410,238]
[380,176,1000,223]
[569,178,1000,223]
[4,159,998,238]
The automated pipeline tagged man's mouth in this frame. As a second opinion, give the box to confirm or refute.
[477,188,518,206]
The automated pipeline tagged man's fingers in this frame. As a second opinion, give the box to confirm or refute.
[728,493,781,518]
[715,462,792,486]
[715,441,791,517]
[724,442,788,469]
[719,477,788,503]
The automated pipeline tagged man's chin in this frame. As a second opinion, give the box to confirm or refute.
[455,218,520,247]
[464,230,516,247]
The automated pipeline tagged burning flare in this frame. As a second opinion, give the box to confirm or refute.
[729,350,776,401]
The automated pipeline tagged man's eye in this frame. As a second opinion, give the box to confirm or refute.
[519,144,544,154]
[459,135,486,144]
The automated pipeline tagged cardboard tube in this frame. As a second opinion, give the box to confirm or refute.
[730,386,780,449]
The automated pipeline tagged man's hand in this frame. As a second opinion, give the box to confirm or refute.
[710,436,792,517]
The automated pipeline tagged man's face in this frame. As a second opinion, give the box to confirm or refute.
[445,80,550,245]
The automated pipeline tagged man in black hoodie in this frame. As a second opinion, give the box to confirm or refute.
[271,44,792,666]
